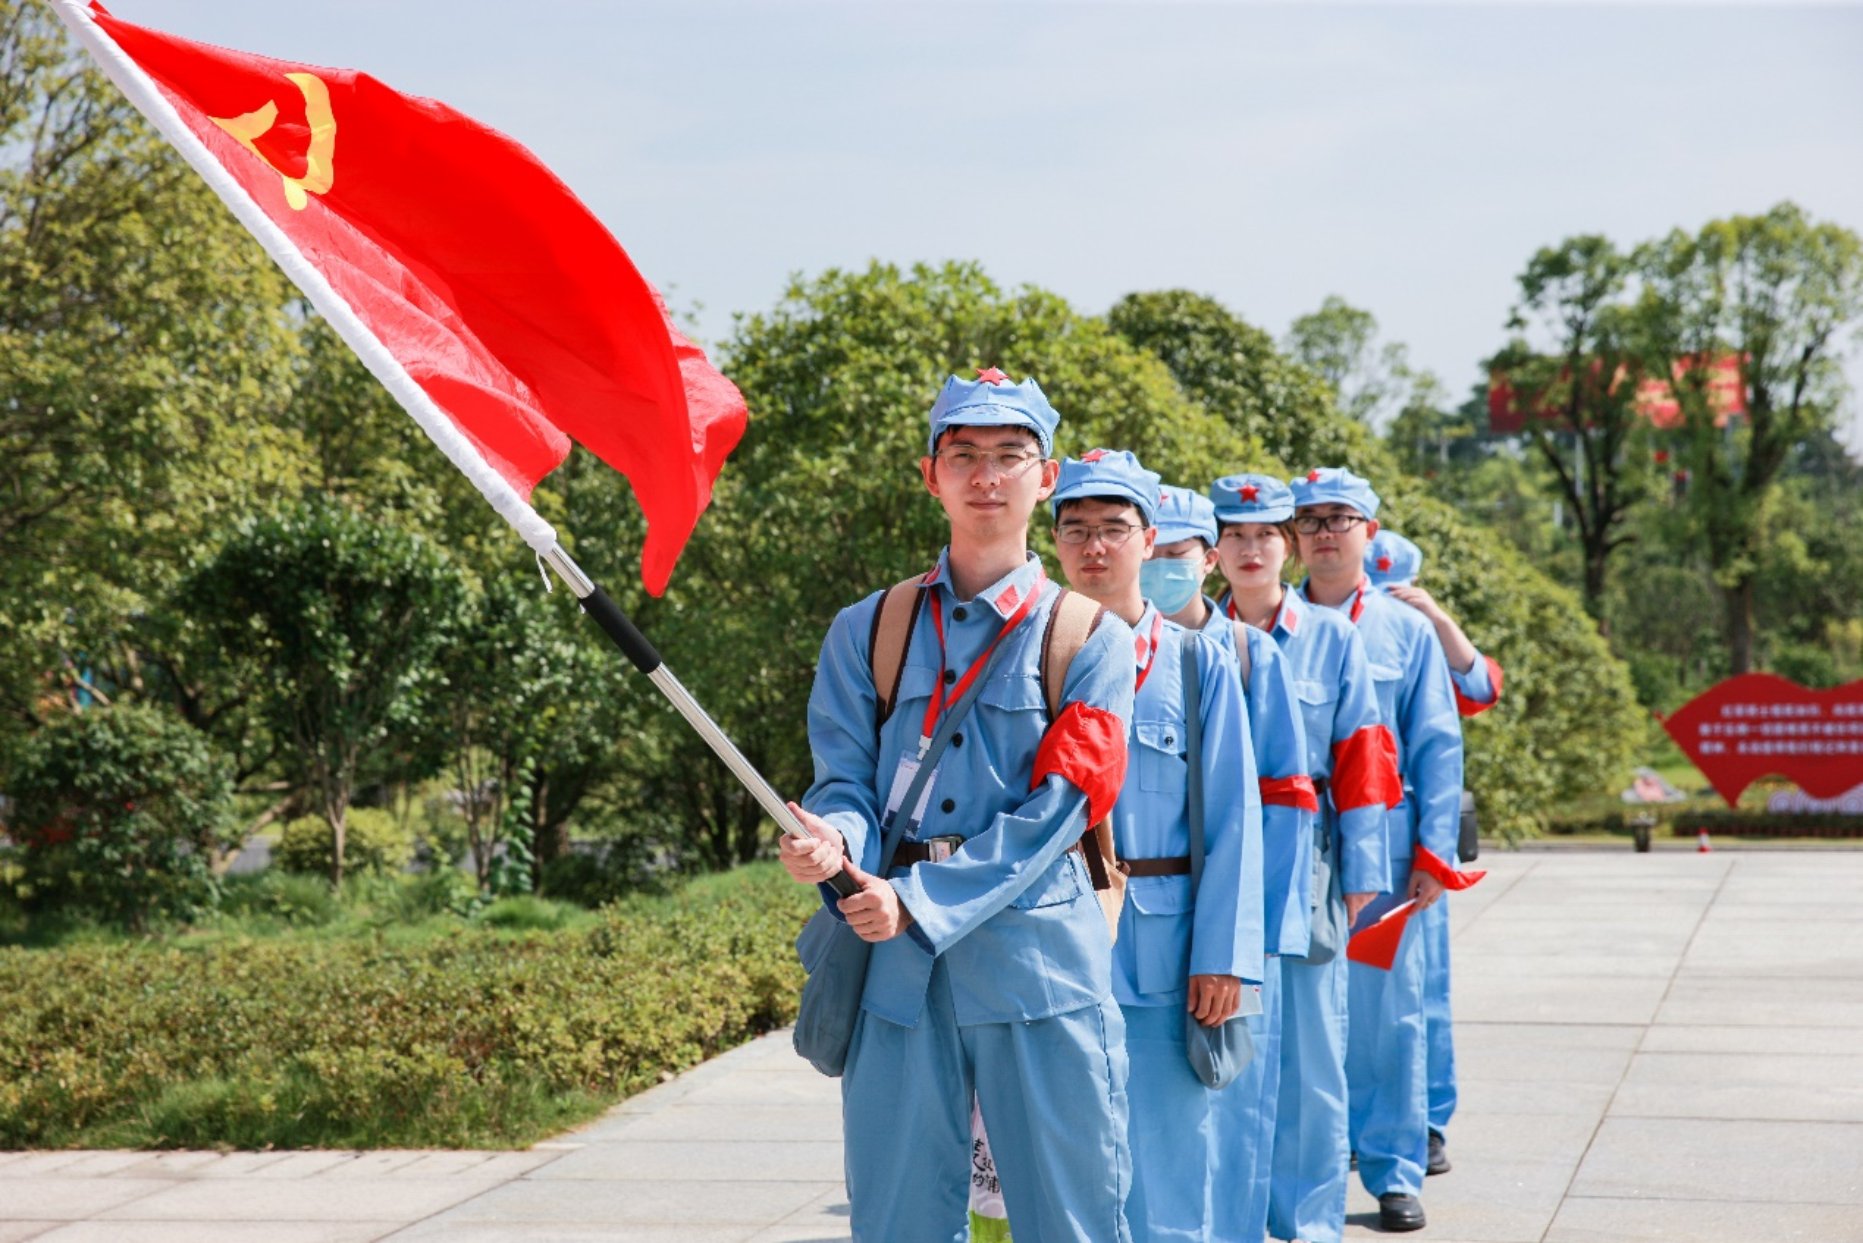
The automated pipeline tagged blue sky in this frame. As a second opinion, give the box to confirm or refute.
[110,1,1863,447]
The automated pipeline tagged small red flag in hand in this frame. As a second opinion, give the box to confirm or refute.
[1346,899,1419,971]
[71,2,745,595]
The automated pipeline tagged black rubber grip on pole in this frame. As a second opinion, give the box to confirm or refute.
[824,869,860,899]
[582,584,663,674]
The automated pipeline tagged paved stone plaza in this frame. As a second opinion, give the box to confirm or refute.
[4,848,1862,1242]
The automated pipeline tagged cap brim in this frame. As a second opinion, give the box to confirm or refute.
[1154,522,1215,546]
[1213,505,1294,524]
[1052,481,1156,527]
[929,405,1049,451]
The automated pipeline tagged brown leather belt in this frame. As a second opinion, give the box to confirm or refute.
[1117,855,1192,877]
[896,837,1088,866]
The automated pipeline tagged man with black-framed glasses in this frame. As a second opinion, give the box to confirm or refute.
[779,370,1138,1242]
[1289,467,1463,1235]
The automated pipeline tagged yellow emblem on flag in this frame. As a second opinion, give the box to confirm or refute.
[210,72,336,210]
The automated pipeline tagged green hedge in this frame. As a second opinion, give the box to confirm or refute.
[0,865,816,1149]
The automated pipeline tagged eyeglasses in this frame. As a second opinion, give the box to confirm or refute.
[1292,514,1369,535]
[1055,522,1142,547]
[934,447,1043,477]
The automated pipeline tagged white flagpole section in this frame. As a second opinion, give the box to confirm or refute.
[46,0,556,557]
[49,0,823,852]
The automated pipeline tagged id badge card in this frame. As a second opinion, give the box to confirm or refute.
[883,754,939,826]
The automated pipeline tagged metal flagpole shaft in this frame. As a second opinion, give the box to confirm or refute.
[541,546,859,896]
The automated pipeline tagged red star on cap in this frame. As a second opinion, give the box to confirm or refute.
[1306,469,1323,483]
[1080,448,1108,463]
[1240,484,1259,502]
[1377,556,1393,572]
[976,367,1009,385]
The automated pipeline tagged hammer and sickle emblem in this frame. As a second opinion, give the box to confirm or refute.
[209,72,336,210]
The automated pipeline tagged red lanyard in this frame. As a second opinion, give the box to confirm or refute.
[1226,589,1285,632]
[919,567,1044,754]
[1133,610,1166,694]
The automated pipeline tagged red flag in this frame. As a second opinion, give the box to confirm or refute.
[1346,899,1419,971]
[75,3,744,595]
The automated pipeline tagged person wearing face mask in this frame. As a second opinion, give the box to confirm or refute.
[1289,468,1463,1235]
[1210,472,1397,1243]
[1149,483,1313,1243]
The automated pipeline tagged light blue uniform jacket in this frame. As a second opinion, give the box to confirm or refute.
[802,550,1137,1030]
[1197,600,1314,956]
[1228,589,1392,897]
[1328,585,1465,867]
[1112,604,1264,1008]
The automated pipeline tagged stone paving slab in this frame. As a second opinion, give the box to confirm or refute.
[5,850,1863,1241]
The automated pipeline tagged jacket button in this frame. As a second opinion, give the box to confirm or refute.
[953,606,968,621]
[943,670,957,685]
[1164,734,1174,746]
[951,733,964,748]
[940,798,956,814]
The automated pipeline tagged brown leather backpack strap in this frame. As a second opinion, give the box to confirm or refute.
[869,576,928,727]
[1039,588,1107,720]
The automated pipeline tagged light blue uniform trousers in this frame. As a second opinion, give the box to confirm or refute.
[1122,1004,1215,1242]
[1422,898,1456,1133]
[1345,885,1430,1199]
[843,955,1133,1243]
[1267,942,1350,1242]
[1208,966,1281,1240]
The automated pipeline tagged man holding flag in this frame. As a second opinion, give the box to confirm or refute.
[779,373,1138,1242]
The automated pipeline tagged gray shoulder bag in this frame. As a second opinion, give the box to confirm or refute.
[1181,637,1256,1091]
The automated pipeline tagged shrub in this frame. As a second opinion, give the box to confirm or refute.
[0,864,817,1149]
[275,808,413,877]
[6,706,235,929]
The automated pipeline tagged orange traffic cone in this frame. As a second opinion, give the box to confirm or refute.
[1697,827,1712,853]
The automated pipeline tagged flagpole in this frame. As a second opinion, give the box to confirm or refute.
[50,0,851,891]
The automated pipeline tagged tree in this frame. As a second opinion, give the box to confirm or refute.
[437,569,632,890]
[0,3,305,758]
[1640,203,1863,673]
[8,704,236,930]
[184,500,468,888]
[1283,295,1420,429]
[1494,235,1655,628]
[1107,290,1366,469]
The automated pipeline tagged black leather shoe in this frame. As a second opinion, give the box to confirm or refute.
[1427,1128,1451,1176]
[1379,1193,1426,1232]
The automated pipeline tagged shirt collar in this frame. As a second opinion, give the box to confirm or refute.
[923,548,1046,620]
[1217,589,1300,637]
[1297,575,1365,622]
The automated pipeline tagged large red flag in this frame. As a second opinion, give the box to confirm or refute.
[67,3,744,595]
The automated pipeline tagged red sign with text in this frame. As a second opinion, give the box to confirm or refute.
[1661,675,1863,808]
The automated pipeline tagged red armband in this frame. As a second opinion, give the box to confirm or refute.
[1454,654,1505,718]
[1330,725,1403,812]
[1260,775,1319,813]
[1031,702,1128,826]
[1413,844,1485,890]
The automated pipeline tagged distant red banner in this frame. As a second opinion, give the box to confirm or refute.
[1489,355,1746,435]
[1661,675,1863,808]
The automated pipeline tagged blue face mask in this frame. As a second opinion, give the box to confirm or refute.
[1140,557,1205,615]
